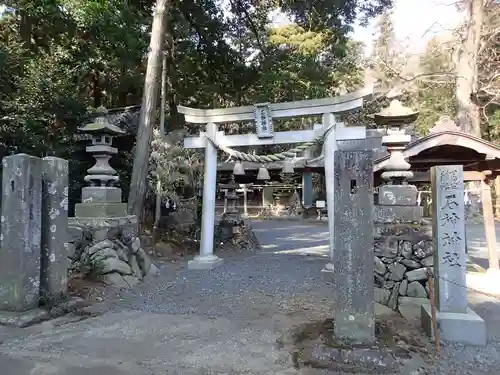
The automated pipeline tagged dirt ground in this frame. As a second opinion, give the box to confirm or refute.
[0,220,499,374]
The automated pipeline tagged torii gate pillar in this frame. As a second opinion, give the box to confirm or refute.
[188,122,223,270]
[322,113,337,275]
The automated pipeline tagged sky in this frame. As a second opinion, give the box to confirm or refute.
[271,0,465,56]
[351,0,465,56]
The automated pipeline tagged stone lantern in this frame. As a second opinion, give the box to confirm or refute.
[219,178,240,217]
[375,99,418,185]
[372,99,430,311]
[217,177,245,245]
[74,107,128,218]
[374,99,421,214]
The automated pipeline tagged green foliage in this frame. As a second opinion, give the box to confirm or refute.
[0,0,392,209]
[248,24,365,105]
[149,130,204,199]
[280,0,393,31]
[268,25,327,56]
[486,109,500,140]
[410,37,456,135]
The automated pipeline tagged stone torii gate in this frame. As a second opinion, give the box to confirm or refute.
[180,87,373,270]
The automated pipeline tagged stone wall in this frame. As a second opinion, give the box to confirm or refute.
[68,216,157,288]
[374,220,433,311]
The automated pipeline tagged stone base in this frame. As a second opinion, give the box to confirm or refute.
[69,215,138,232]
[75,202,127,218]
[374,205,423,223]
[421,304,486,346]
[398,297,429,321]
[81,186,122,203]
[334,313,375,344]
[0,297,86,328]
[0,309,51,328]
[282,318,410,373]
[188,255,224,270]
[299,343,398,372]
[486,267,500,277]
[378,185,418,206]
[321,262,334,281]
[301,207,317,219]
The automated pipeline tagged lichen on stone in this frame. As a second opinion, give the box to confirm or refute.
[67,219,157,288]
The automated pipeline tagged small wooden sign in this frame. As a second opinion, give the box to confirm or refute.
[254,103,274,138]
[316,200,326,208]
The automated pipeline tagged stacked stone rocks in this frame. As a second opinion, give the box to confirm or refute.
[215,218,261,251]
[374,222,433,310]
[374,183,432,312]
[68,217,158,289]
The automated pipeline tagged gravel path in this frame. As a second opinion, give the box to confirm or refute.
[1,219,499,374]
[98,219,500,374]
[104,220,334,320]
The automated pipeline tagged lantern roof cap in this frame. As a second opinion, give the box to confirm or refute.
[78,106,126,136]
[374,99,418,126]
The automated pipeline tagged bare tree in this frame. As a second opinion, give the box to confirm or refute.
[128,0,170,220]
[369,0,500,138]
[455,0,484,137]
[477,1,500,118]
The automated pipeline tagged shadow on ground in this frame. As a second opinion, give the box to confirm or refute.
[0,219,499,374]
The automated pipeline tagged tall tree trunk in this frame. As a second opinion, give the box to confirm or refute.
[455,0,484,138]
[127,0,170,220]
[165,20,179,129]
[153,52,168,242]
[92,70,102,107]
[19,11,32,50]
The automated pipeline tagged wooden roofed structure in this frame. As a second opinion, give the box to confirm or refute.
[230,116,500,185]
[373,117,500,183]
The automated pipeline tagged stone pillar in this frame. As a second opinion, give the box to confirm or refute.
[188,122,223,270]
[480,178,499,273]
[40,157,69,302]
[225,189,239,215]
[242,185,249,216]
[302,170,313,207]
[262,186,274,207]
[322,113,336,274]
[495,176,500,219]
[421,165,486,346]
[0,154,42,311]
[301,144,313,207]
[333,150,375,344]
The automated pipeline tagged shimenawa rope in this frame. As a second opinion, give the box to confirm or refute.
[204,124,334,163]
